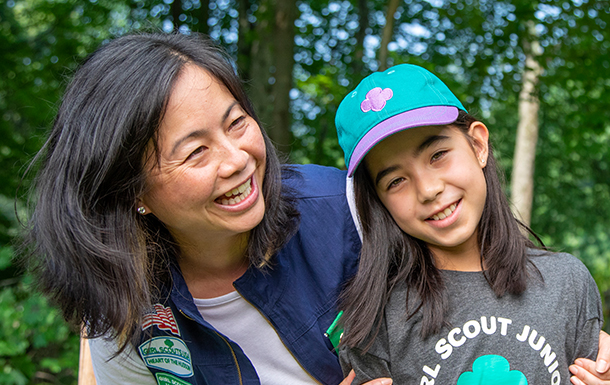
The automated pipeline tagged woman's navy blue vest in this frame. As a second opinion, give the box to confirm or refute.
[136,164,361,385]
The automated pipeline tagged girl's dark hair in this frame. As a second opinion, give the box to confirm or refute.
[340,110,543,349]
[22,32,298,350]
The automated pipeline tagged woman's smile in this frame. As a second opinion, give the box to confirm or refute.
[215,175,261,212]
[217,177,253,205]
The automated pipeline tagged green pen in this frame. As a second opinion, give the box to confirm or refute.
[324,310,344,350]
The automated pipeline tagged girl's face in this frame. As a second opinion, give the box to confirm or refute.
[365,123,489,267]
[139,64,267,248]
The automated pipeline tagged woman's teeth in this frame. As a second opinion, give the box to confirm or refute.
[219,179,252,205]
[431,203,457,221]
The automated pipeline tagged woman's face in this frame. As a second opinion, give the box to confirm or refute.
[139,64,267,247]
[364,123,488,266]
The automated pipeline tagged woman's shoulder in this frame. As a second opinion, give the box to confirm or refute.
[283,164,348,198]
[89,336,156,384]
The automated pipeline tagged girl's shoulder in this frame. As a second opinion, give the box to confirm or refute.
[527,249,593,281]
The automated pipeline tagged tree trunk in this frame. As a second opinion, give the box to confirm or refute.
[510,22,542,227]
[378,0,400,71]
[237,0,252,81]
[171,0,182,30]
[192,0,209,34]
[269,0,297,156]
[351,0,369,82]
[246,0,296,158]
[248,0,274,141]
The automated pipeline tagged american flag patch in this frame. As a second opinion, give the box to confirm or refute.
[142,304,180,336]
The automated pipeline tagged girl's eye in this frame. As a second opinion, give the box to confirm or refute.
[387,177,404,190]
[431,150,447,162]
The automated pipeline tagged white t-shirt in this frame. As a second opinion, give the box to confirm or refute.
[195,291,318,385]
[90,292,319,385]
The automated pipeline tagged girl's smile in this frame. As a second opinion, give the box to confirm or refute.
[365,123,489,269]
[426,199,461,228]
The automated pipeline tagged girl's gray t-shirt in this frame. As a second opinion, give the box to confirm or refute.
[340,252,603,385]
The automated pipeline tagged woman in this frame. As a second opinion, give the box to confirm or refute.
[22,32,609,385]
[24,32,386,385]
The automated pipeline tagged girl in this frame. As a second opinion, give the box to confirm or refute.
[334,64,603,385]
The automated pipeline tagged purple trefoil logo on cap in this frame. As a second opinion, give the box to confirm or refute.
[360,87,393,113]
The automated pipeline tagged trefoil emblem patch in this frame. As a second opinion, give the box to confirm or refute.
[361,87,393,112]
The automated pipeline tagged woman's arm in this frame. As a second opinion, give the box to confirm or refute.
[570,331,610,385]
[89,336,157,384]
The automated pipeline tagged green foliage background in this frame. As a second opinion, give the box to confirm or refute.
[0,0,608,383]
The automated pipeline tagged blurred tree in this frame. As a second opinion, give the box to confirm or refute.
[0,0,127,382]
[215,0,298,156]
[378,0,400,70]
[529,0,610,326]
[511,19,542,227]
[1,1,609,383]
[352,0,369,82]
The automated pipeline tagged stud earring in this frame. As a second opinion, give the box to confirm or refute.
[137,206,146,215]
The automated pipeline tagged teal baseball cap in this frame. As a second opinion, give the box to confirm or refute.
[336,64,467,176]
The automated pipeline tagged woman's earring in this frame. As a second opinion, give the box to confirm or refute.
[137,206,146,215]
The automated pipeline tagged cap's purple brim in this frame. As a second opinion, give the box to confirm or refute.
[347,106,460,176]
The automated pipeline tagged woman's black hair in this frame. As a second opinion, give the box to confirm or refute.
[340,110,544,349]
[22,32,298,350]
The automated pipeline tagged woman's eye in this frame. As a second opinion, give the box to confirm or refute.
[186,146,205,160]
[230,116,246,129]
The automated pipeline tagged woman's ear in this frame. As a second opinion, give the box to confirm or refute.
[136,199,151,215]
[468,121,489,168]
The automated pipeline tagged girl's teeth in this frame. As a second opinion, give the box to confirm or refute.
[431,203,458,221]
